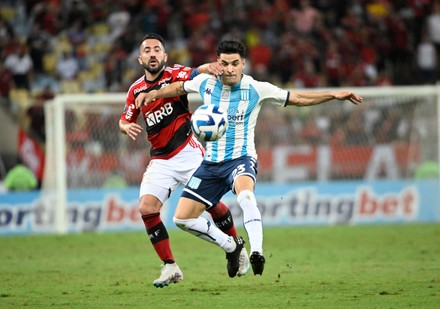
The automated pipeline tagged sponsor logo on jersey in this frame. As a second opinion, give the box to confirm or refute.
[145,102,173,126]
[134,85,148,95]
[228,109,245,125]
[177,71,189,79]
[125,104,136,120]
[158,77,172,87]
[204,88,212,95]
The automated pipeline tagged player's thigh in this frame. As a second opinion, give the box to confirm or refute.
[182,163,230,208]
[172,137,204,184]
[140,159,182,203]
[230,156,258,194]
[174,197,206,219]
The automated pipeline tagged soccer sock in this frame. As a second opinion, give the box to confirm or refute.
[237,190,263,254]
[142,213,175,264]
[207,201,238,237]
[173,216,236,252]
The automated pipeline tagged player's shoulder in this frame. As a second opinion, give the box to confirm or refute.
[242,74,272,88]
[128,75,147,94]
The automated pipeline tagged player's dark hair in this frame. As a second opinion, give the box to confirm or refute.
[142,33,165,48]
[216,40,246,58]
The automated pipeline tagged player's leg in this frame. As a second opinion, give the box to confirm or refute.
[178,139,250,276]
[232,157,265,276]
[139,160,183,287]
[234,179,265,275]
[139,194,174,263]
[207,201,237,236]
[173,197,245,278]
[207,202,249,276]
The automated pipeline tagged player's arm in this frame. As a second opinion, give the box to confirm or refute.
[135,81,186,108]
[119,119,143,141]
[287,90,363,107]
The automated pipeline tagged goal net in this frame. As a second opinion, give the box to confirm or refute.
[43,86,440,233]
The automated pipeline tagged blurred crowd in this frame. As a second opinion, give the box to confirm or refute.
[0,1,439,103]
[1,0,440,189]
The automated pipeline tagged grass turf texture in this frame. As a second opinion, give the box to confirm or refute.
[1,224,439,308]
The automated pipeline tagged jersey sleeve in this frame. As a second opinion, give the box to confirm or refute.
[120,86,140,123]
[183,73,210,93]
[255,81,289,107]
[171,64,196,82]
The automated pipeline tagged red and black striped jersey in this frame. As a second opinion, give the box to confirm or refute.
[121,64,196,160]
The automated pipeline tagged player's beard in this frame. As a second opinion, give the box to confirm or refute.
[142,58,166,74]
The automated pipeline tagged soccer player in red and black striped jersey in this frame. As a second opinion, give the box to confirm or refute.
[119,33,249,287]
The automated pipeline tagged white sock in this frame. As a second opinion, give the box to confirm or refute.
[237,190,263,254]
[173,217,236,252]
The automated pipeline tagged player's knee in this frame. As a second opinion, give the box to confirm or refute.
[237,190,256,208]
[173,217,195,231]
[139,196,162,215]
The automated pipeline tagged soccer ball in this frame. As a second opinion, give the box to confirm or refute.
[191,105,228,141]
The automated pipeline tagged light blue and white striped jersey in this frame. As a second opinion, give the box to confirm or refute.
[184,73,289,162]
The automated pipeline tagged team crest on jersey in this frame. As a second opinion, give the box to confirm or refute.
[240,89,249,101]
[187,176,202,189]
[221,90,230,100]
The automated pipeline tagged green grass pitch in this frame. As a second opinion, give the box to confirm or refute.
[1,224,439,308]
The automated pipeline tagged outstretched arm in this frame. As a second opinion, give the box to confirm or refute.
[288,90,363,107]
[135,81,186,108]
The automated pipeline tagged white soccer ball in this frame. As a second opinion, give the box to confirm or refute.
[191,105,228,141]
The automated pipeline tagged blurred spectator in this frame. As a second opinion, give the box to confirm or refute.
[103,41,127,91]
[0,15,14,51]
[372,108,399,144]
[65,0,91,29]
[28,1,61,36]
[323,41,342,87]
[426,1,440,59]
[26,23,53,75]
[290,0,321,35]
[4,162,38,191]
[293,59,323,88]
[4,42,33,90]
[416,33,438,84]
[0,61,13,109]
[25,86,54,144]
[300,113,322,145]
[107,3,130,43]
[247,29,272,73]
[345,109,370,145]
[56,51,79,81]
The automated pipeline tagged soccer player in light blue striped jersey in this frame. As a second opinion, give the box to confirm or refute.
[136,40,363,277]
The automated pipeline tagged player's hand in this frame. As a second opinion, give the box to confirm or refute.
[333,91,363,105]
[206,62,223,78]
[135,91,156,108]
[124,122,143,140]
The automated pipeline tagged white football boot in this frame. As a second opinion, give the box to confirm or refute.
[153,263,183,288]
[237,247,250,277]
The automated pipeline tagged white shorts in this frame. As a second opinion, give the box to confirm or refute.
[139,137,204,203]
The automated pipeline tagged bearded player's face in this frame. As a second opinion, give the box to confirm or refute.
[138,39,168,74]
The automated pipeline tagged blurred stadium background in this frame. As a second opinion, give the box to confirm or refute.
[1,0,440,234]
